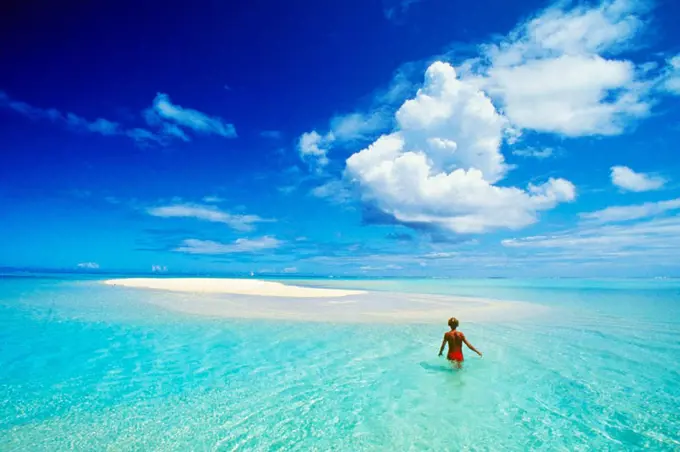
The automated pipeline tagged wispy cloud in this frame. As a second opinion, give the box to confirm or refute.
[385,232,414,241]
[512,147,555,159]
[329,111,390,142]
[383,0,426,23]
[147,203,270,232]
[145,93,236,138]
[161,123,190,142]
[0,90,160,144]
[610,165,667,192]
[202,195,224,204]
[0,90,239,147]
[660,54,680,95]
[422,252,459,259]
[360,264,403,271]
[278,185,298,195]
[580,198,680,223]
[297,63,419,169]
[77,262,100,269]
[175,237,282,254]
[126,128,163,145]
[310,179,355,205]
[502,217,680,260]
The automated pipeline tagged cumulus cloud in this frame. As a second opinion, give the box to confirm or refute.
[345,61,576,234]
[147,203,269,231]
[610,165,666,191]
[468,0,652,137]
[77,262,100,269]
[580,198,680,222]
[297,63,418,168]
[151,265,168,273]
[175,237,282,254]
[145,93,236,139]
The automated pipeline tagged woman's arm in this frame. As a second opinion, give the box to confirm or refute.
[462,335,482,357]
[438,334,447,356]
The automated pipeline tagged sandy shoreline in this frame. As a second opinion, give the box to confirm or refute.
[103,277,546,324]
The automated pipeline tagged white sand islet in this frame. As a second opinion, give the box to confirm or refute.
[103,277,546,323]
[103,278,365,298]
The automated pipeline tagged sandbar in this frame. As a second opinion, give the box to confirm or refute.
[103,278,547,324]
[103,278,365,298]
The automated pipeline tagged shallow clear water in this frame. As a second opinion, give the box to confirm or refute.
[1,276,679,450]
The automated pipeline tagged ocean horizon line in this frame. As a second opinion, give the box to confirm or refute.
[1,267,679,281]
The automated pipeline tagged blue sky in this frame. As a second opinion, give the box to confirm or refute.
[1,0,680,277]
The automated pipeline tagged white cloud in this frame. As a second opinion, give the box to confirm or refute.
[202,195,224,203]
[610,165,666,192]
[329,111,390,142]
[298,111,392,168]
[298,131,331,167]
[580,198,680,222]
[483,56,647,136]
[661,54,680,94]
[282,267,298,273]
[175,237,282,254]
[296,63,418,168]
[502,217,680,260]
[161,123,190,142]
[87,118,120,135]
[151,265,168,273]
[147,203,269,231]
[486,0,644,61]
[360,264,403,271]
[146,93,236,138]
[127,128,162,144]
[0,91,161,144]
[423,252,459,259]
[310,179,354,204]
[278,185,297,195]
[464,0,652,137]
[512,147,555,159]
[77,262,100,269]
[345,61,575,234]
[1,90,239,146]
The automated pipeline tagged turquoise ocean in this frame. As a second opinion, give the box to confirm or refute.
[1,275,679,450]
